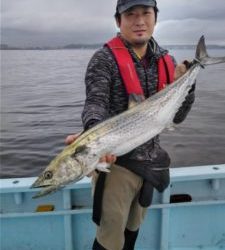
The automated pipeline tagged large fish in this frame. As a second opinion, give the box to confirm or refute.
[31,36,225,198]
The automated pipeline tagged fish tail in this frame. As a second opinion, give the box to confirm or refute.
[195,36,225,66]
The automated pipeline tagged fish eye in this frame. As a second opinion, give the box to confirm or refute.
[44,171,53,180]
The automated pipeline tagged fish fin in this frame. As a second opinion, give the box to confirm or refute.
[96,162,111,173]
[195,36,208,61]
[195,36,225,66]
[128,94,145,109]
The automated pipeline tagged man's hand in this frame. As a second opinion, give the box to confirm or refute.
[99,154,117,164]
[65,134,80,145]
[65,134,117,176]
[174,60,191,81]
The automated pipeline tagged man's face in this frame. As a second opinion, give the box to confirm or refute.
[117,6,156,47]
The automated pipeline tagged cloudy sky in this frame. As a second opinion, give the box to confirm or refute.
[1,0,225,47]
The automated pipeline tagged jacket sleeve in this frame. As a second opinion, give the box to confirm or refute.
[173,83,195,124]
[81,49,113,130]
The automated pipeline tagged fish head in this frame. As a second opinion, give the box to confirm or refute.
[31,153,84,198]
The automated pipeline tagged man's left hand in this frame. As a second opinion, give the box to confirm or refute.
[174,60,191,80]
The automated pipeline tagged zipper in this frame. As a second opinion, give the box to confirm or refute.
[143,66,149,98]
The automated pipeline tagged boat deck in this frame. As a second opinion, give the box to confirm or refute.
[1,164,225,250]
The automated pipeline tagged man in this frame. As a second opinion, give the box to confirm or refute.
[66,0,195,249]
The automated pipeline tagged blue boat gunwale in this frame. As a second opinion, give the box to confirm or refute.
[1,164,225,250]
[0,164,225,193]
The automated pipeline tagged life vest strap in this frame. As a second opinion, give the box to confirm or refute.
[106,37,144,96]
[158,54,175,91]
[106,36,175,95]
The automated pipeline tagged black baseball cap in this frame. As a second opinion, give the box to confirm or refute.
[116,0,157,14]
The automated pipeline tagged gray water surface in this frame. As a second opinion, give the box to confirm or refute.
[1,49,225,178]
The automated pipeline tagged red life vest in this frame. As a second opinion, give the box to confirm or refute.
[106,37,175,95]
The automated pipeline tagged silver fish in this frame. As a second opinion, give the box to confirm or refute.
[31,36,225,198]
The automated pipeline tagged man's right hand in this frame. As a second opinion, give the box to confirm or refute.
[99,154,117,164]
[65,134,117,164]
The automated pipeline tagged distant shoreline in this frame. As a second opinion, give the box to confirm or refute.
[1,44,225,50]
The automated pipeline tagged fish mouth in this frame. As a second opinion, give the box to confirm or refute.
[30,177,60,198]
[32,185,61,199]
[31,175,84,199]
[31,183,51,189]
[30,177,51,189]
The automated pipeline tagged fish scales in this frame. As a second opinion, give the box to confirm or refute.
[87,66,199,156]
